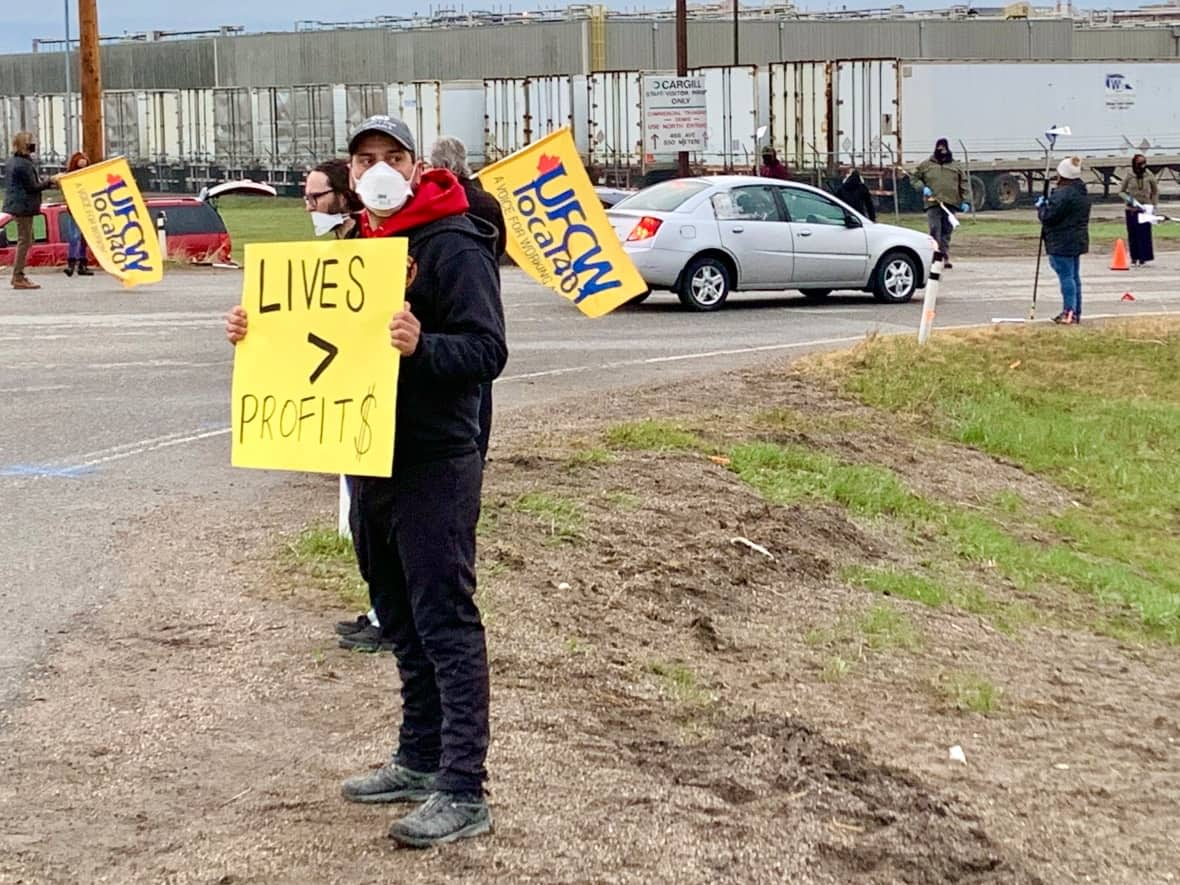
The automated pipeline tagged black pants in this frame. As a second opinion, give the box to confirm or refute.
[926,205,955,256]
[350,452,489,795]
[1126,209,1154,264]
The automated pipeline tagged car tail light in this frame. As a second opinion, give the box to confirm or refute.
[626,216,663,242]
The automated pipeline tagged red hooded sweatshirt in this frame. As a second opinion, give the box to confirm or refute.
[357,167,470,238]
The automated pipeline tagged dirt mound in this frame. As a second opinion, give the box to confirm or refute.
[642,714,1038,884]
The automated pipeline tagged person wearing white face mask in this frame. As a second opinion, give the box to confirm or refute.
[303,158,362,239]
[225,114,506,849]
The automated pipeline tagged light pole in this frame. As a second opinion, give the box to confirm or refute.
[675,0,689,177]
[63,0,73,158]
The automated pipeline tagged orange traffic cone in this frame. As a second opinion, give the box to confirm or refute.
[1110,238,1130,271]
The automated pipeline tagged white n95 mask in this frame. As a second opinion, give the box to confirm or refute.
[311,211,347,237]
[355,162,412,216]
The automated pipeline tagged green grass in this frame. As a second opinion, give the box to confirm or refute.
[821,320,1180,642]
[565,447,615,469]
[604,420,707,452]
[510,491,584,544]
[893,215,1180,246]
[645,660,714,705]
[937,671,1003,714]
[843,565,949,608]
[286,524,367,610]
[217,196,309,263]
[857,604,922,651]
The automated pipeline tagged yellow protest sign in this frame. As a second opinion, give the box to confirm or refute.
[230,238,407,477]
[58,156,163,288]
[478,128,647,318]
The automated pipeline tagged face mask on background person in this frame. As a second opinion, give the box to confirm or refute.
[311,211,348,237]
[354,161,412,217]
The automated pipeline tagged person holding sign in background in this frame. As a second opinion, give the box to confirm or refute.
[429,135,505,463]
[4,132,60,290]
[1120,154,1158,267]
[62,153,95,277]
[911,138,969,269]
[225,114,506,849]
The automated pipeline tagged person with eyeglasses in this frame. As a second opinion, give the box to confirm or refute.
[303,158,363,238]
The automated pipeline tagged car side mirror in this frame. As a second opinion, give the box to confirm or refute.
[844,213,862,228]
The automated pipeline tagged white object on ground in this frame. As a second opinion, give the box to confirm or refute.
[730,537,775,560]
[557,582,572,591]
[949,745,967,764]
[338,475,351,539]
[918,252,945,345]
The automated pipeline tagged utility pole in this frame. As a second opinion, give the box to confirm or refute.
[675,0,689,178]
[79,0,104,161]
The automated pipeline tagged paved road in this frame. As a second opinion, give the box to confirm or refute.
[2,253,1178,709]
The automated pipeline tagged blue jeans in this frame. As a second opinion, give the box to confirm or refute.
[65,215,87,262]
[1048,254,1082,317]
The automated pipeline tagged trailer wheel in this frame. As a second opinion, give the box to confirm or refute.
[986,174,1022,210]
[969,175,987,211]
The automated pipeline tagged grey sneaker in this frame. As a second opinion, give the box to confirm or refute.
[388,791,492,848]
[340,761,435,804]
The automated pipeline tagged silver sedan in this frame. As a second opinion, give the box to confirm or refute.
[607,175,935,311]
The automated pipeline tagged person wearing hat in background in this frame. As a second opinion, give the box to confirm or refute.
[1119,154,1159,267]
[62,152,94,277]
[758,145,790,181]
[1037,156,1090,325]
[835,167,877,222]
[227,113,506,848]
[911,138,969,268]
[428,135,504,467]
[3,131,60,290]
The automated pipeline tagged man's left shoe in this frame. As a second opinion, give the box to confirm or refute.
[388,791,492,848]
[76,263,95,276]
[338,623,393,652]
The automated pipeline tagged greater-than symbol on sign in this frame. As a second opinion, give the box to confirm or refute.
[307,332,338,384]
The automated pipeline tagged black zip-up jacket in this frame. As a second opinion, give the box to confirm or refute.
[353,213,507,468]
[1038,179,1090,257]
[2,154,54,217]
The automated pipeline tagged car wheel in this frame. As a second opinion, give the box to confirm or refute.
[677,256,731,311]
[799,288,832,302]
[872,251,919,303]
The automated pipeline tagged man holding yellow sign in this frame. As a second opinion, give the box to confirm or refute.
[226,114,507,849]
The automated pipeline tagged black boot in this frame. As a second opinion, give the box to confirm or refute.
[63,259,75,277]
[77,260,94,277]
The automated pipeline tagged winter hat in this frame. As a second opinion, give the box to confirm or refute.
[1057,156,1082,180]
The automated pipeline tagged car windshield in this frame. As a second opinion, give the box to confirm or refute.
[613,180,710,212]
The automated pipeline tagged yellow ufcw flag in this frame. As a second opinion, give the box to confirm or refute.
[478,128,646,318]
[59,156,163,288]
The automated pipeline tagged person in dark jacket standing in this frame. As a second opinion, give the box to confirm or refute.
[3,131,59,290]
[759,146,790,181]
[429,135,504,465]
[835,168,877,221]
[910,138,969,268]
[1037,156,1090,325]
[1119,154,1159,267]
[227,115,506,848]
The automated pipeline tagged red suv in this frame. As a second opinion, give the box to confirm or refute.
[0,197,232,267]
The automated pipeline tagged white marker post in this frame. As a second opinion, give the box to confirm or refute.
[156,211,168,258]
[338,475,352,539]
[917,251,945,346]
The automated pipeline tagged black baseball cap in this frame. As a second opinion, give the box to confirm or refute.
[348,115,416,156]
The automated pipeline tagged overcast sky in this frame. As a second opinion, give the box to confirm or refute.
[2,1,1148,54]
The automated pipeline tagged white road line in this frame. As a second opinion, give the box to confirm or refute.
[74,427,231,469]
[0,385,70,394]
[43,427,229,468]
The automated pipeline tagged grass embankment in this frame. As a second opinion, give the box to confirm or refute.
[216,196,307,263]
[818,320,1180,643]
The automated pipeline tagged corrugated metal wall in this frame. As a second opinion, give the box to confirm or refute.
[0,20,1177,96]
